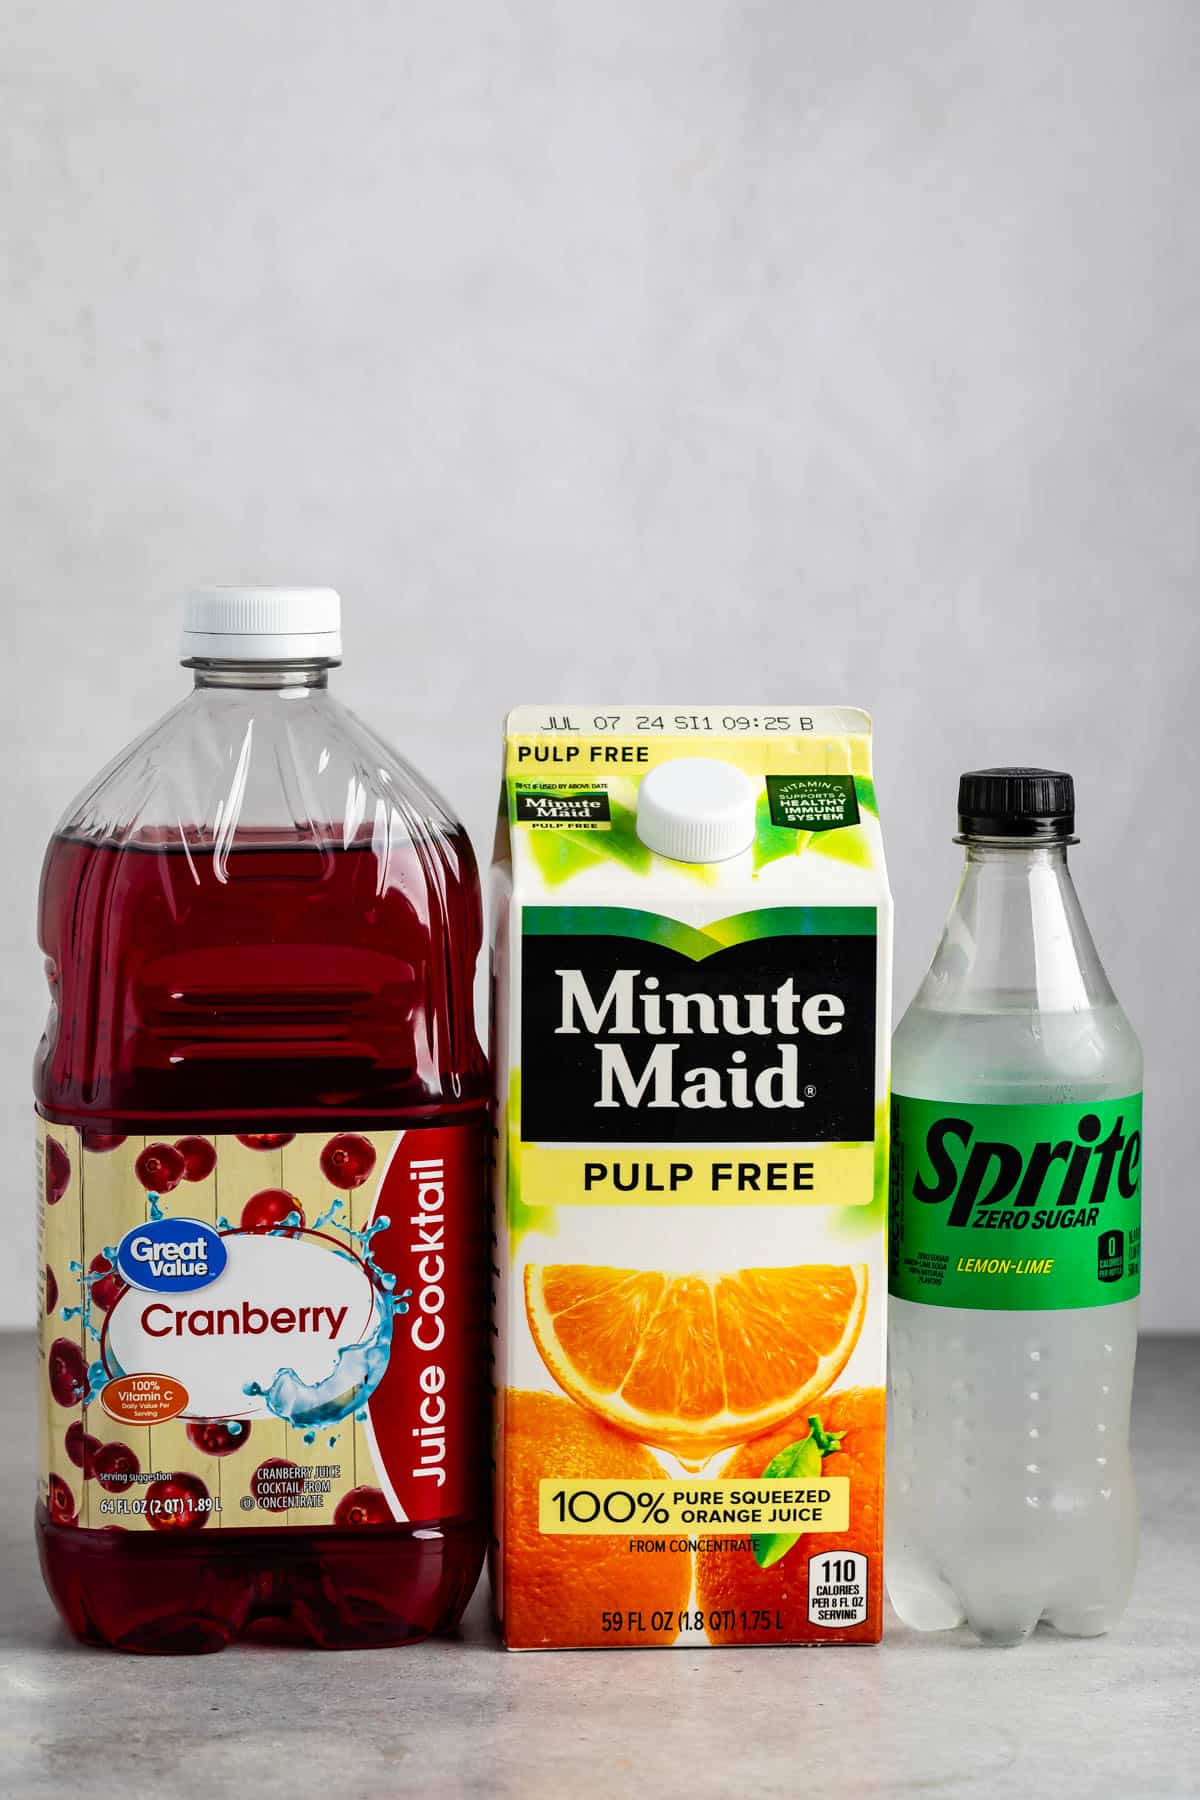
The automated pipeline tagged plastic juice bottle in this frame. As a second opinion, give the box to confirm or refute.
[36,588,489,1653]
[887,768,1142,1646]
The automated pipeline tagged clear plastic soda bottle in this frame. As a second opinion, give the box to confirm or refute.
[36,588,489,1652]
[887,768,1142,1646]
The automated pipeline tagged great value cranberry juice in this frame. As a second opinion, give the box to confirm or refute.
[35,588,489,1654]
[37,831,489,1652]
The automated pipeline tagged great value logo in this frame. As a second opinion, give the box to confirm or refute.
[115,1218,226,1293]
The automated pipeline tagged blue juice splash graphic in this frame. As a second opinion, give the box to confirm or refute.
[63,1273,103,1346]
[311,1196,346,1232]
[243,1209,411,1430]
[66,1246,126,1402]
[63,1188,167,1405]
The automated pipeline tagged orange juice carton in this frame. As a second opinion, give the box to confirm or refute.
[490,708,892,1648]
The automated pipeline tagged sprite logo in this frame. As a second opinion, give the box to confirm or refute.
[890,1094,1143,1310]
[910,1109,1141,1230]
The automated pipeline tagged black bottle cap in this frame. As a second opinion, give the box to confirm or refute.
[956,767,1076,841]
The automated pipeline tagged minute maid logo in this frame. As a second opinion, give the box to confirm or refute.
[554,964,844,1110]
[522,905,877,1145]
[515,788,611,828]
[116,1217,227,1293]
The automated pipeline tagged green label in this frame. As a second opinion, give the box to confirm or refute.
[765,774,859,832]
[889,1093,1142,1311]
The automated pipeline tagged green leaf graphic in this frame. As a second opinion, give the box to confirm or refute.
[523,799,654,886]
[854,776,878,817]
[753,789,877,875]
[752,791,809,873]
[523,905,877,957]
[752,1417,844,1569]
[809,825,873,870]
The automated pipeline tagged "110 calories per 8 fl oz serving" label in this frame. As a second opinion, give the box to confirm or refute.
[889,1095,1142,1311]
[37,1120,485,1533]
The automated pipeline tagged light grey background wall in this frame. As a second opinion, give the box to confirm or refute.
[2,2,1197,1328]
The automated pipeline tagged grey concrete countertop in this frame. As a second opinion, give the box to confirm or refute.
[2,1332,1197,1799]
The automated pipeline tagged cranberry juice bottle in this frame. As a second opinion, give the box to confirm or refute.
[36,588,489,1652]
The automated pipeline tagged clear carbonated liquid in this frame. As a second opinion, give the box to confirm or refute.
[887,992,1141,1645]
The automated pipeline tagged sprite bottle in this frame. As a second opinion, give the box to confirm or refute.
[887,768,1142,1646]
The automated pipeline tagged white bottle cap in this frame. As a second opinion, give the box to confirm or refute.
[636,757,758,863]
[181,588,343,662]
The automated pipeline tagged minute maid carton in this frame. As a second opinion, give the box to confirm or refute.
[491,707,892,1649]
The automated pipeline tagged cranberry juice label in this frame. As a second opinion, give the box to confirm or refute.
[38,1121,483,1533]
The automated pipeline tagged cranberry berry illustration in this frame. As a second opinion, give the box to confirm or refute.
[252,1459,305,1512]
[94,1441,140,1494]
[44,1138,71,1206]
[65,1421,101,1477]
[186,1418,251,1457]
[145,1472,210,1532]
[87,1253,126,1313]
[319,1133,377,1190]
[134,1142,186,1193]
[240,1189,306,1233]
[236,1133,295,1150]
[174,1136,217,1182]
[47,1337,88,1408]
[45,1265,58,1315]
[47,1474,77,1527]
[334,1485,391,1527]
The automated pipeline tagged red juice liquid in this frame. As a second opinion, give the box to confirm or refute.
[36,827,489,1653]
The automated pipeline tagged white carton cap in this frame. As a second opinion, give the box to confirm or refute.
[636,757,758,864]
[181,588,342,662]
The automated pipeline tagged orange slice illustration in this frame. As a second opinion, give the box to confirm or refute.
[525,1262,867,1461]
